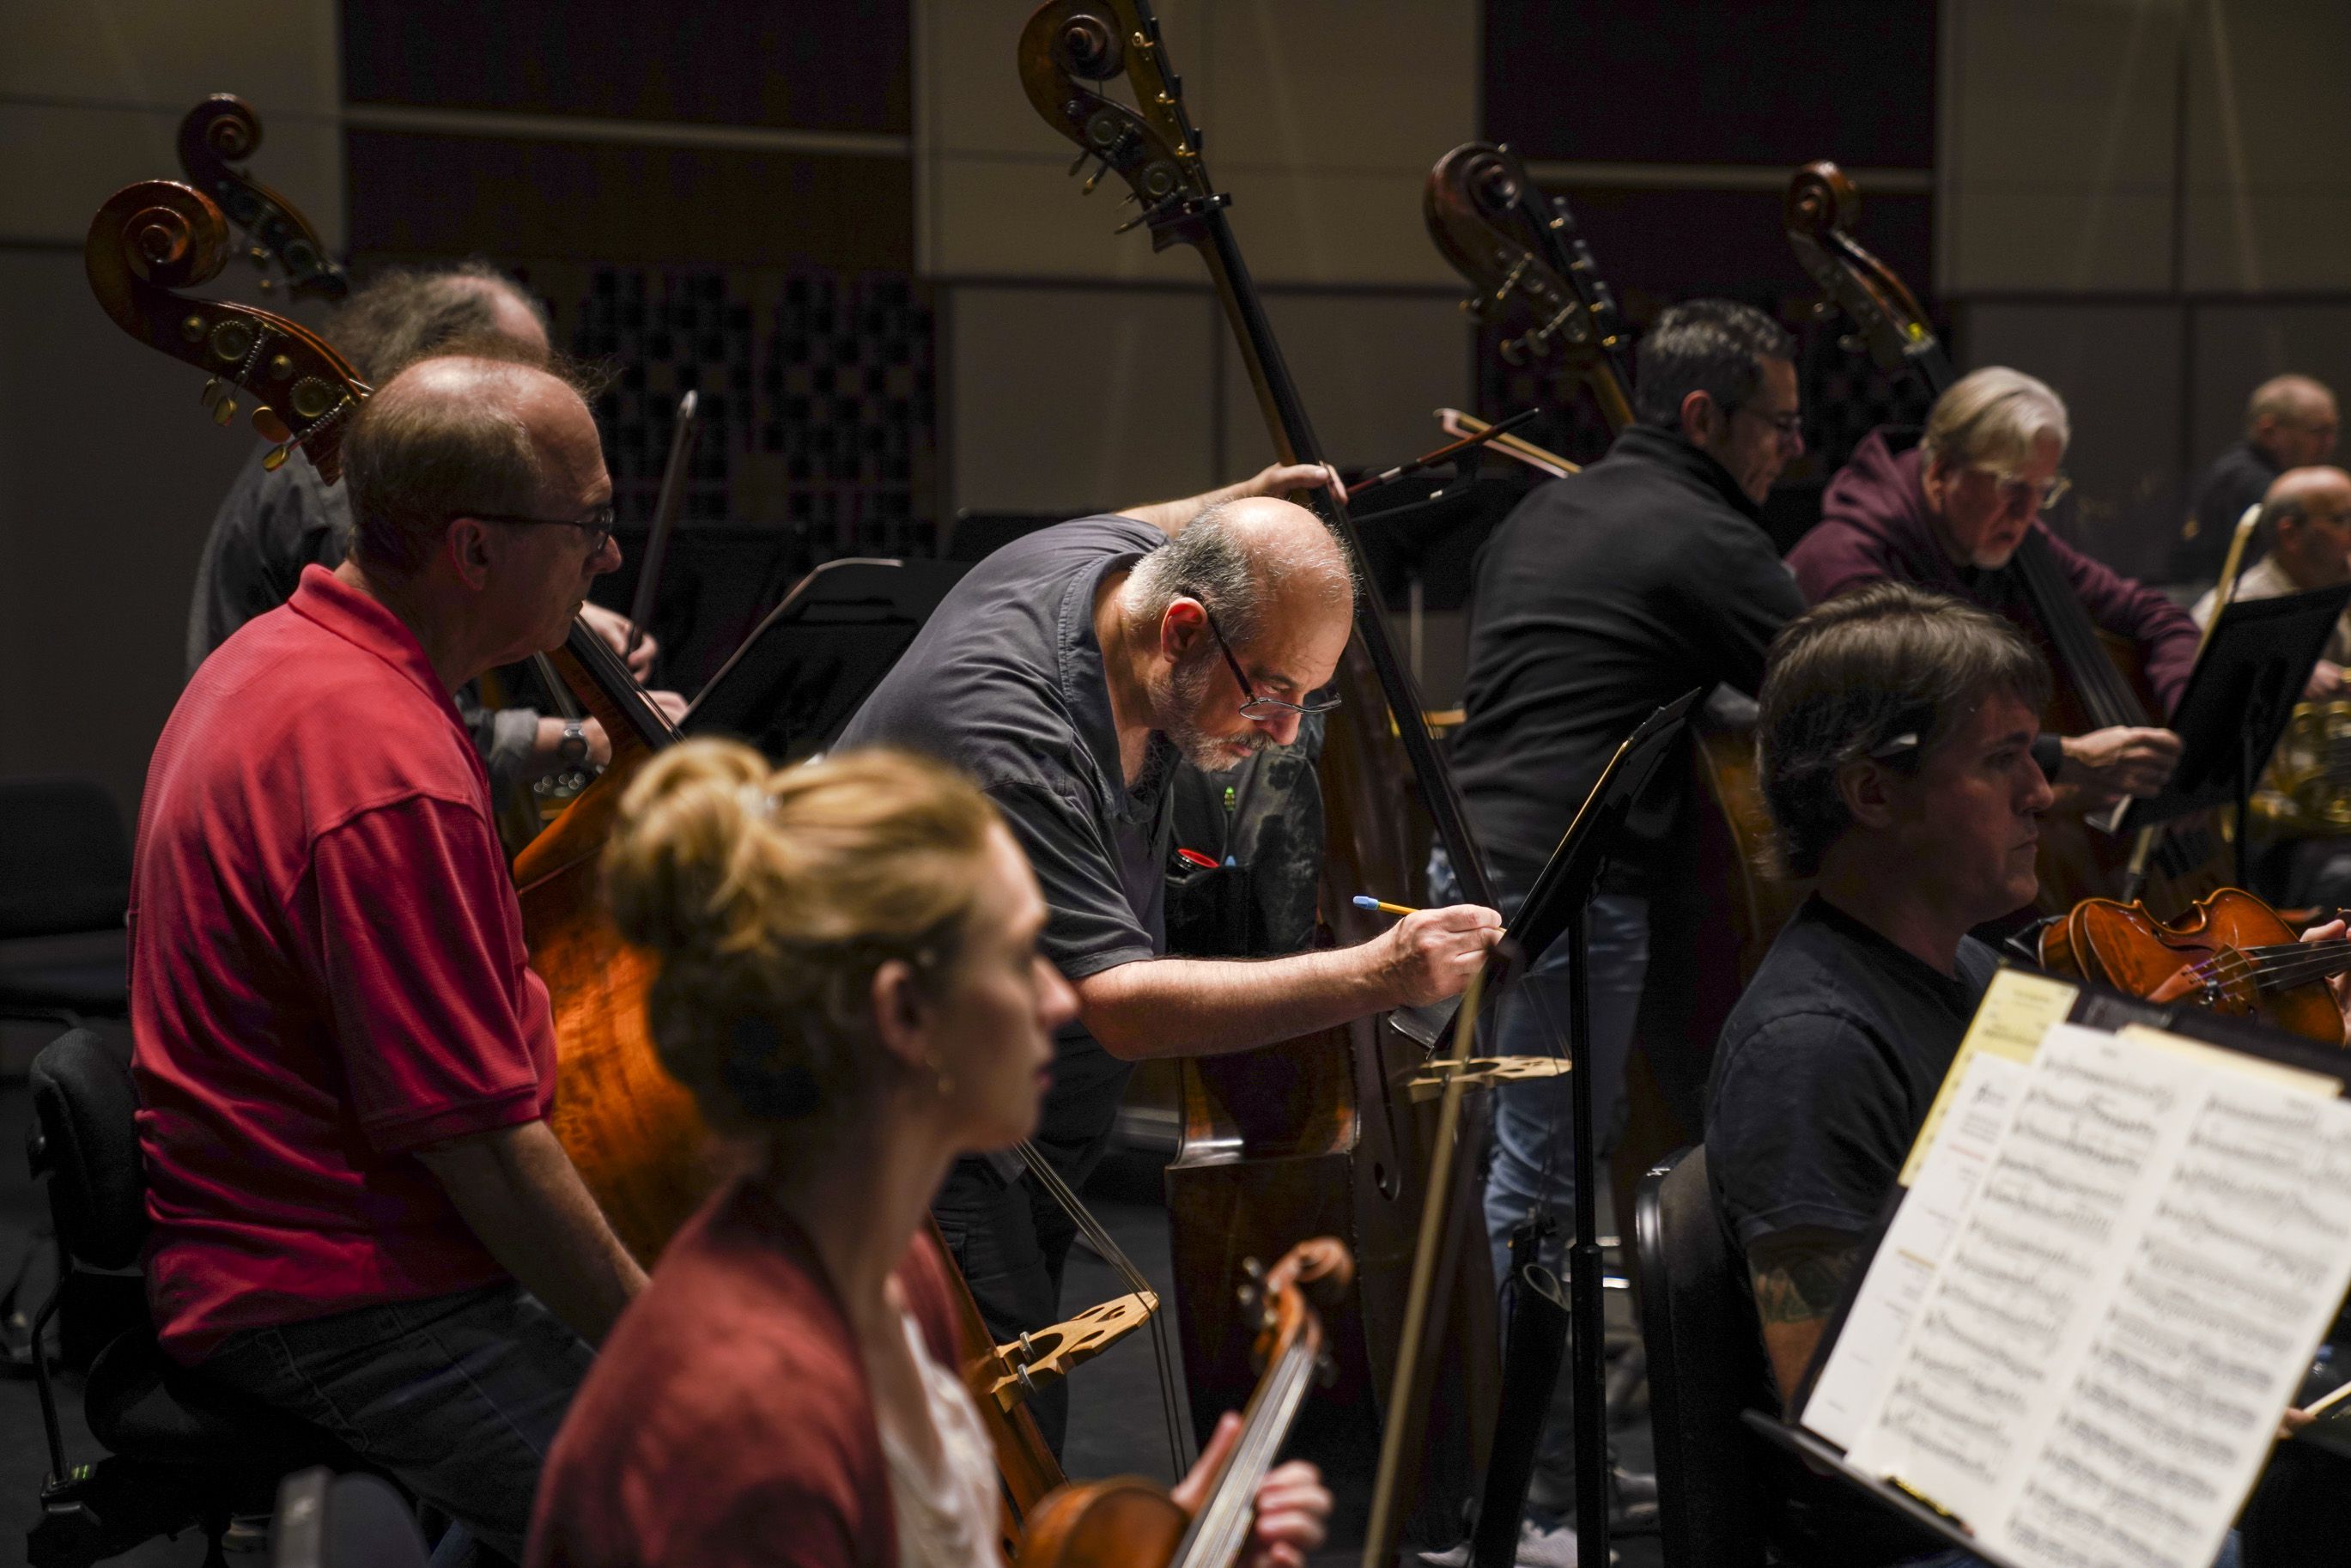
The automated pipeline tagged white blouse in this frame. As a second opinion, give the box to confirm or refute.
[875,1311,1004,1568]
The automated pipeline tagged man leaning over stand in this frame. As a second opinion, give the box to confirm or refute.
[835,472,1504,1447]
[131,353,647,1562]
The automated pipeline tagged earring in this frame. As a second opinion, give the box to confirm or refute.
[921,1054,954,1097]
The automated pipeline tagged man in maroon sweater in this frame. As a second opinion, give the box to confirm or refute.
[1788,366,2185,807]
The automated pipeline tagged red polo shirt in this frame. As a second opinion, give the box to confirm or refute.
[131,565,558,1361]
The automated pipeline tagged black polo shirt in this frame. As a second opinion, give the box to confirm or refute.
[835,515,1175,1164]
[1705,894,1999,1568]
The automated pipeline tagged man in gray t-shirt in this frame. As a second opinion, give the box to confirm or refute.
[837,465,1504,1446]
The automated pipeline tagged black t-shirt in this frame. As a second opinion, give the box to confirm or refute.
[835,515,1175,1164]
[1705,895,1998,1568]
[1449,424,1806,883]
[187,442,353,676]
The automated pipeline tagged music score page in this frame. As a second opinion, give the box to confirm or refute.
[1819,1023,2351,1568]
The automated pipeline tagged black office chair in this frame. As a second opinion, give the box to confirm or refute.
[0,778,132,1023]
[1633,1145,1770,1568]
[270,1468,428,1568]
[25,1028,361,1568]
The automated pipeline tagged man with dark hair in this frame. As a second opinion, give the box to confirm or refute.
[1708,581,2054,1566]
[184,261,673,788]
[1440,296,1808,1528]
[2172,373,2340,586]
[836,477,1503,1446]
[1790,366,2185,810]
[135,356,649,1562]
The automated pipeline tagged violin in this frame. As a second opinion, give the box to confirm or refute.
[1019,1,1499,1534]
[2039,887,2350,1047]
[1016,1239,1351,1568]
[176,94,349,302]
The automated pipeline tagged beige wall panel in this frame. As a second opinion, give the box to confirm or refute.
[927,153,1212,283]
[947,283,1219,516]
[1958,301,2186,580]
[2,0,344,247]
[915,0,1471,285]
[2181,1,2351,292]
[0,250,254,813]
[1190,2,1476,176]
[1204,167,1456,288]
[0,102,345,251]
[2189,304,2351,470]
[1941,0,2183,292]
[1214,291,1470,475]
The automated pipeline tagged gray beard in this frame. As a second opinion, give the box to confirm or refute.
[1161,655,1273,774]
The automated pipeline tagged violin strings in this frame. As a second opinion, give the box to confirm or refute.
[2179,941,2351,994]
[1177,1339,1316,1568]
[2182,938,2351,981]
[1013,1140,1192,1476]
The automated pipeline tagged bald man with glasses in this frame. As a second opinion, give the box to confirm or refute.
[835,476,1503,1446]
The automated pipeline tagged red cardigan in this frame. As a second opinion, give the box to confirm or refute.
[526,1181,965,1568]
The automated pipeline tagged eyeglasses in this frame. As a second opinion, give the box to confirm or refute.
[1192,599,1340,721]
[466,503,617,555]
[1971,467,2071,513]
[1734,405,1804,440]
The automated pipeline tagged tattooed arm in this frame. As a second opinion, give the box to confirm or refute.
[1747,1226,1864,1407]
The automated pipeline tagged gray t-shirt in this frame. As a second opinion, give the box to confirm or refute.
[835,515,1176,1161]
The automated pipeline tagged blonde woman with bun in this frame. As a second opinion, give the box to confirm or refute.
[525,738,1330,1568]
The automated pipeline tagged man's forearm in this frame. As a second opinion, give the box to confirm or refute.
[415,1118,647,1345]
[1078,946,1392,1060]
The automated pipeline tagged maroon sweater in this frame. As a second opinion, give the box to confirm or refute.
[1789,429,2200,714]
[526,1182,966,1568]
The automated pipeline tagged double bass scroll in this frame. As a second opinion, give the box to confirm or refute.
[85,180,367,480]
[176,94,350,303]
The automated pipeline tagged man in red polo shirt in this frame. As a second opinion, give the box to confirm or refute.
[131,352,647,1562]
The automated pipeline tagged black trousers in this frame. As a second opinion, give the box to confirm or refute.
[931,1155,1082,1450]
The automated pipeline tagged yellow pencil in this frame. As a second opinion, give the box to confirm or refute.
[1352,896,1418,917]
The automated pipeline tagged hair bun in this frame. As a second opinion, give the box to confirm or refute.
[604,738,784,957]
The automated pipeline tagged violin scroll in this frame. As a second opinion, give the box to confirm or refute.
[177,94,350,301]
[88,180,369,480]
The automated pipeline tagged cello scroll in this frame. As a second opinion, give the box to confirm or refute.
[85,180,368,480]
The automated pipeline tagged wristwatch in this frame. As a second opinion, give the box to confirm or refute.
[557,719,591,768]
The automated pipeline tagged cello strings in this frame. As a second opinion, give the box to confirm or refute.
[1012,1140,1192,1476]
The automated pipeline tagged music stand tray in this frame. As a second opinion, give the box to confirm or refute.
[2113,581,2351,834]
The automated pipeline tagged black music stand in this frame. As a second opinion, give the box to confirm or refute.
[684,557,965,762]
[2111,583,2351,884]
[1395,690,1701,1568]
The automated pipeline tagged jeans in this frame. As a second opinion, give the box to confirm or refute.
[202,1282,592,1566]
[1425,849,1651,1287]
[932,1154,1082,1451]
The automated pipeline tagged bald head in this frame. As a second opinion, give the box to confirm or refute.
[2263,465,2351,591]
[2248,374,2340,468]
[344,356,599,576]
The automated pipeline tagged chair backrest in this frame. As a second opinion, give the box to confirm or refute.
[0,777,131,939]
[27,1027,149,1271]
[1634,1144,1769,1568]
[271,1468,428,1568]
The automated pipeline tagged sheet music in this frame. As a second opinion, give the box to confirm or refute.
[1831,1024,2351,1568]
[1801,1048,2030,1449]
